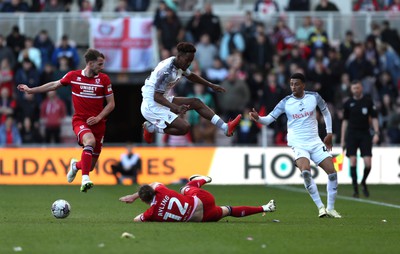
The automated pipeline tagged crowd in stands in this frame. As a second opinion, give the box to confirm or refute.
[1,0,400,147]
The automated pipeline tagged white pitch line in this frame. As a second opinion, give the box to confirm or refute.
[271,185,400,209]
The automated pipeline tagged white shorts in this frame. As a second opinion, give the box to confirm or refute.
[141,97,178,130]
[291,142,332,165]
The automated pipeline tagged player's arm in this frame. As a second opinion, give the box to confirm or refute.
[340,119,348,150]
[119,192,140,203]
[320,107,333,151]
[86,94,115,126]
[154,92,189,115]
[17,80,62,94]
[371,117,380,144]
[186,72,225,93]
[133,214,144,222]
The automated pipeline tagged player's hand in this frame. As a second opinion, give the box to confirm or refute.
[119,195,136,204]
[248,108,260,121]
[86,116,101,126]
[17,84,31,93]
[372,133,379,144]
[324,134,333,151]
[210,84,225,93]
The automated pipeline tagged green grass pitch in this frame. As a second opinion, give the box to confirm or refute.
[0,184,399,254]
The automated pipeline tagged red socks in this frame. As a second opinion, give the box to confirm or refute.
[229,206,263,217]
[76,146,93,175]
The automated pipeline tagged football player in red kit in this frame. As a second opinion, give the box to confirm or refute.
[17,48,115,192]
[119,175,276,222]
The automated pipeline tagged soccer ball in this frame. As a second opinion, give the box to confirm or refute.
[51,199,71,219]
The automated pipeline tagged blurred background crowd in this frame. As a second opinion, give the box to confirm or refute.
[1,0,400,147]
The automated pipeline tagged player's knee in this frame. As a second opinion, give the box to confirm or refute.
[180,122,190,134]
[191,97,204,108]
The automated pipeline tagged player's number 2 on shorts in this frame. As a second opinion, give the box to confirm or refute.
[163,197,189,221]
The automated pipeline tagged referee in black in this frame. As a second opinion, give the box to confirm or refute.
[340,80,380,198]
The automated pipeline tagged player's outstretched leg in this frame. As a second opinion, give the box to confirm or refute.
[67,158,78,183]
[225,114,242,137]
[326,209,342,218]
[143,121,155,144]
[188,175,212,187]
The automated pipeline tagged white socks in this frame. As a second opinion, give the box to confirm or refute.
[327,173,338,211]
[302,170,324,209]
[82,174,90,182]
[211,115,227,132]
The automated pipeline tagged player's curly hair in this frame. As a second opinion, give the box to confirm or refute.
[176,42,196,54]
[84,48,105,63]
[290,72,306,83]
[138,185,155,204]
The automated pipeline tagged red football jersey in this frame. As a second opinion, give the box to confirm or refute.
[141,184,198,222]
[60,70,113,119]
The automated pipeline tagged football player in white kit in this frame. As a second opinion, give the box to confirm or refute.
[141,42,241,143]
[249,73,341,218]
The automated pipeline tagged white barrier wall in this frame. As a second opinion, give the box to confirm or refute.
[209,147,400,185]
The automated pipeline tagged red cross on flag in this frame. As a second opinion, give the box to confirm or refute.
[89,17,154,72]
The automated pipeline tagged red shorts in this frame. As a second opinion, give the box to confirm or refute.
[183,186,222,222]
[72,116,106,156]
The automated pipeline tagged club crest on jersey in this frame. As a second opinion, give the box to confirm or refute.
[80,125,85,129]
[77,77,81,81]
[96,78,100,84]
[362,107,368,115]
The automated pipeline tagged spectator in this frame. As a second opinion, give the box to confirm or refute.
[195,34,218,72]
[296,16,315,43]
[128,0,150,11]
[386,0,400,12]
[187,83,216,132]
[0,86,17,124]
[20,117,42,144]
[52,35,80,69]
[18,37,42,70]
[1,0,30,12]
[53,57,72,115]
[111,143,142,185]
[364,36,380,76]
[33,30,55,69]
[0,58,15,96]
[386,99,400,144]
[347,45,373,84]
[217,69,250,119]
[197,3,222,45]
[353,0,380,11]
[6,26,25,59]
[271,18,296,59]
[204,57,229,85]
[153,1,168,30]
[156,7,184,52]
[219,21,245,63]
[0,114,22,147]
[315,0,339,11]
[79,0,103,12]
[254,0,280,20]
[185,8,202,43]
[14,58,41,103]
[378,43,400,89]
[286,0,310,11]
[239,11,260,48]
[245,23,274,73]
[308,18,329,56]
[114,0,132,13]
[340,31,356,63]
[308,48,329,71]
[15,93,40,130]
[286,45,308,75]
[40,90,66,143]
[40,63,55,85]
[42,0,66,12]
[236,108,259,144]
[380,20,400,56]
[0,34,16,69]
[191,116,216,144]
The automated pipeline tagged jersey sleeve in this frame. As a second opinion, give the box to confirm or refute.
[59,71,74,86]
[369,99,378,118]
[342,100,350,120]
[269,98,286,119]
[315,92,328,112]
[183,68,191,76]
[103,75,113,96]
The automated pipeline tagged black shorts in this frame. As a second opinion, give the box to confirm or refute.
[345,129,373,157]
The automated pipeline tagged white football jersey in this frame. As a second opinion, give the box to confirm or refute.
[141,56,191,106]
[269,91,330,147]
